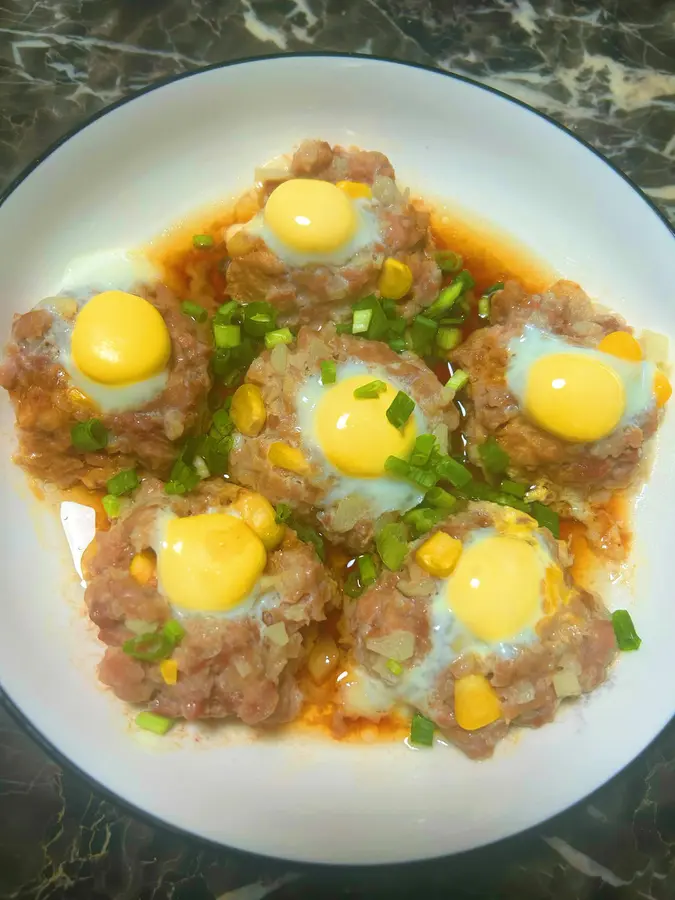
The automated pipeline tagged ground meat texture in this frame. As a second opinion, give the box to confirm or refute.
[451,279,659,491]
[345,502,617,760]
[229,326,459,551]
[86,478,340,726]
[0,285,212,489]
[225,141,441,325]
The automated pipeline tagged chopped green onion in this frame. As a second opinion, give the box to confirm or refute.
[213,323,241,349]
[357,553,378,588]
[410,711,435,747]
[180,300,207,323]
[211,408,234,436]
[123,632,173,662]
[274,503,292,524]
[192,233,214,249]
[106,468,139,497]
[424,486,457,510]
[434,455,472,489]
[71,419,109,452]
[353,380,387,399]
[530,501,560,538]
[135,712,175,736]
[343,570,363,598]
[439,315,467,326]
[403,507,445,537]
[214,300,239,324]
[384,456,410,478]
[500,479,527,498]
[407,466,439,489]
[102,494,121,519]
[165,458,199,495]
[387,659,404,676]
[386,391,415,429]
[436,326,462,351]
[264,327,293,349]
[321,360,336,385]
[352,308,373,334]
[445,369,470,392]
[477,295,491,320]
[240,301,277,336]
[201,434,231,477]
[455,269,476,291]
[387,317,407,337]
[291,521,325,561]
[375,522,409,571]
[335,322,352,334]
[478,436,510,476]
[484,281,505,296]
[459,480,530,513]
[612,609,641,651]
[162,619,186,644]
[435,250,463,273]
[426,281,464,319]
[353,296,388,341]
[410,434,437,467]
[382,297,398,318]
[388,338,407,353]
[410,315,438,356]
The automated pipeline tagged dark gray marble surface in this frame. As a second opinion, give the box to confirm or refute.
[1,1,674,897]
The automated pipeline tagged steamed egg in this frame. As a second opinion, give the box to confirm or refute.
[507,326,656,443]
[238,178,382,268]
[296,361,426,516]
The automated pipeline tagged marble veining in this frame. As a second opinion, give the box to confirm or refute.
[1,0,674,898]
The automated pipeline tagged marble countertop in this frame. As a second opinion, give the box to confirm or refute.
[1,1,674,897]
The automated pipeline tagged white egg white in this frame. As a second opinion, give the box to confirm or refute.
[59,248,161,296]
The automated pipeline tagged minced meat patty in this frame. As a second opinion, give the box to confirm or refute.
[229,325,459,551]
[86,478,339,725]
[225,139,441,325]
[343,502,617,759]
[452,279,660,491]
[0,285,212,489]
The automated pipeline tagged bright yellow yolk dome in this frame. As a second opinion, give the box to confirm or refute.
[158,513,267,612]
[264,179,357,254]
[71,290,171,385]
[448,535,543,642]
[524,352,626,443]
[314,374,416,477]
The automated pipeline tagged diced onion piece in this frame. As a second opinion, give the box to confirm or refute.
[397,578,436,599]
[432,423,449,454]
[331,494,371,533]
[371,175,401,206]
[193,456,210,480]
[254,155,292,185]
[233,658,253,678]
[270,342,289,374]
[264,622,289,646]
[366,629,415,662]
[125,619,156,636]
[553,669,582,698]
[307,635,340,685]
[640,329,670,365]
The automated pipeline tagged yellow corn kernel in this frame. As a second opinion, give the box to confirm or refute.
[654,369,672,408]
[160,659,178,685]
[454,674,502,731]
[336,180,372,200]
[230,383,266,437]
[378,258,413,301]
[232,490,284,550]
[415,531,463,578]
[597,330,643,362]
[130,550,156,586]
[268,441,308,474]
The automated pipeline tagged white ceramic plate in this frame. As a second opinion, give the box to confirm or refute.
[1,54,674,866]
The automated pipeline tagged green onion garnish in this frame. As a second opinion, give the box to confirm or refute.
[213,323,241,349]
[435,250,463,273]
[455,269,476,291]
[612,609,641,651]
[192,234,214,249]
[426,282,464,320]
[530,501,560,538]
[102,494,121,519]
[123,632,173,662]
[434,455,472,489]
[353,379,387,399]
[384,455,410,478]
[407,466,439,489]
[291,521,325,561]
[445,369,470,392]
[478,436,510,476]
[484,281,505,296]
[410,711,435,747]
[321,360,336,385]
[410,434,437,467]
[214,300,239,324]
[106,468,139,497]
[387,659,403,676]
[165,456,200,496]
[375,522,409,572]
[436,326,462,351]
[477,295,491,320]
[162,619,186,644]
[459,480,530,513]
[241,301,277,337]
[274,503,292,524]
[335,322,352,334]
[211,407,234,437]
[382,298,398,318]
[135,712,175,736]
[403,507,445,537]
[343,569,363,598]
[500,479,527,498]
[357,553,378,588]
[71,419,109,452]
[264,327,293,349]
[388,338,407,353]
[410,315,438,357]
[386,391,415,429]
[353,296,389,341]
[352,308,373,334]
[180,300,207,323]
[424,486,457,510]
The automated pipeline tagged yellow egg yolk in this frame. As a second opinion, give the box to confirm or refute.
[448,535,544,642]
[314,374,416,477]
[71,290,171,385]
[264,179,358,254]
[157,513,267,612]
[524,352,626,443]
